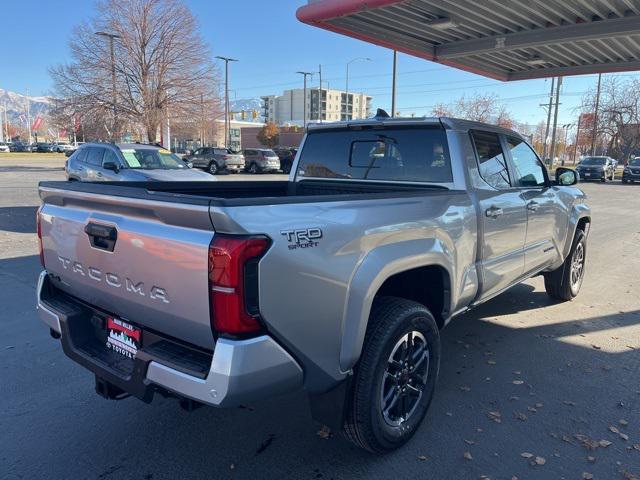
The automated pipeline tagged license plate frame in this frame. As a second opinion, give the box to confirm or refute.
[105,316,141,359]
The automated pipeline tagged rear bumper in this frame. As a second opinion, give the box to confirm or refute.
[36,271,303,407]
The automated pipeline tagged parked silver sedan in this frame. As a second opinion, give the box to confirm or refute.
[66,143,216,182]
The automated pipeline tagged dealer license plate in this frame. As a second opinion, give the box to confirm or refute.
[106,317,141,359]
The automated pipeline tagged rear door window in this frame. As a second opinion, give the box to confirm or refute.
[297,126,453,183]
[74,147,89,163]
[471,131,511,189]
[86,147,105,166]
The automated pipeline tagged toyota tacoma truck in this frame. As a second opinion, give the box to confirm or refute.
[36,115,590,453]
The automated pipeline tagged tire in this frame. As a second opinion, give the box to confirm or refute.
[544,229,586,301]
[248,163,259,174]
[207,162,219,175]
[343,297,440,453]
[623,178,628,184]
[601,175,606,183]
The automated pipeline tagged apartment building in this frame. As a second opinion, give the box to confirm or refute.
[262,88,372,125]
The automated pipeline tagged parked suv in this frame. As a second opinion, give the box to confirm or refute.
[66,143,215,181]
[273,147,298,174]
[622,157,640,183]
[184,147,245,174]
[0,142,9,153]
[576,156,616,182]
[244,148,281,173]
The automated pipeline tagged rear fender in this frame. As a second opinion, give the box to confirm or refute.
[339,238,455,372]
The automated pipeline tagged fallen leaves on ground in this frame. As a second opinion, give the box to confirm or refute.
[512,380,524,385]
[599,439,612,448]
[316,425,331,439]
[620,419,629,426]
[487,411,502,423]
[255,434,275,455]
[514,412,528,421]
[463,451,473,461]
[582,473,594,480]
[574,434,599,450]
[520,452,534,459]
[563,400,577,406]
[417,455,428,461]
[460,385,471,392]
[534,456,546,465]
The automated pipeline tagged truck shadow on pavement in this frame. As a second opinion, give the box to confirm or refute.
[0,206,38,233]
[4,255,639,480]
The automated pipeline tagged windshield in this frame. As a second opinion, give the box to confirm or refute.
[263,150,277,157]
[120,148,186,170]
[581,157,607,165]
[629,159,640,166]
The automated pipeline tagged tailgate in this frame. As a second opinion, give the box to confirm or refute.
[39,185,215,349]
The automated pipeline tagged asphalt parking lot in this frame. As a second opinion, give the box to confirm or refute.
[2,154,639,480]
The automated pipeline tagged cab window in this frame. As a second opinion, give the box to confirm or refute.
[471,131,511,189]
[507,137,546,187]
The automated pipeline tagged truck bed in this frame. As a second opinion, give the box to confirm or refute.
[39,179,451,207]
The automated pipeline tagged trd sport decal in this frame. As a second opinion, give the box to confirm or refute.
[280,228,323,250]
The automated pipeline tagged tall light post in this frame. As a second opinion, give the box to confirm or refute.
[345,57,370,120]
[297,71,313,128]
[391,50,398,117]
[561,123,573,165]
[95,31,120,142]
[215,56,238,149]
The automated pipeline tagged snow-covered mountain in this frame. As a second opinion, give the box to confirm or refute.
[229,98,264,122]
[0,88,52,125]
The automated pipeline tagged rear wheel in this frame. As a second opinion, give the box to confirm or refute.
[544,229,586,301]
[207,162,219,175]
[343,297,440,453]
[248,163,259,174]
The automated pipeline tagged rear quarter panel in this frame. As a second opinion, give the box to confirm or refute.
[215,191,477,391]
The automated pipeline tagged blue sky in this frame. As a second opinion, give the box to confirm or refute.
[2,0,636,128]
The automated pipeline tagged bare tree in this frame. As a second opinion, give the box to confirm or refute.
[580,76,640,160]
[50,0,220,142]
[431,92,514,126]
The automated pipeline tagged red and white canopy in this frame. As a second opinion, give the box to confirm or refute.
[297,0,640,81]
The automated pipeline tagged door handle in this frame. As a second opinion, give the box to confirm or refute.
[527,201,540,212]
[85,223,117,251]
[485,206,504,218]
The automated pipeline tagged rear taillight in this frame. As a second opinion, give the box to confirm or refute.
[36,206,45,267]
[208,235,270,336]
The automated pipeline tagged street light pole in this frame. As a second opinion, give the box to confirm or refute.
[391,50,398,117]
[345,57,371,121]
[95,31,120,142]
[297,71,313,128]
[215,56,238,149]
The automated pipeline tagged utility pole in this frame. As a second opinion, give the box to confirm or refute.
[590,73,602,156]
[297,71,313,128]
[215,56,238,149]
[3,102,8,142]
[561,123,572,165]
[549,77,563,165]
[541,77,555,160]
[318,64,323,122]
[95,31,120,142]
[26,87,32,145]
[391,50,398,117]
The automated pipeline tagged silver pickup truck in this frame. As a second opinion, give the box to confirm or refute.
[36,116,590,453]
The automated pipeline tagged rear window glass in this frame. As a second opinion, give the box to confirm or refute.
[297,127,453,183]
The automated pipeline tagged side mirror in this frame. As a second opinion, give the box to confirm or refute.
[103,161,120,173]
[555,167,578,186]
